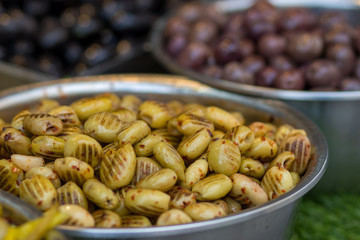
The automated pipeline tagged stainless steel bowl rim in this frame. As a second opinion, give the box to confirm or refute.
[150,1,360,101]
[0,74,328,238]
[0,189,42,220]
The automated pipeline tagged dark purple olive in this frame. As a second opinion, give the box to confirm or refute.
[109,12,154,33]
[270,55,294,71]
[72,61,88,76]
[135,0,162,12]
[223,61,254,85]
[202,65,223,79]
[242,55,265,75]
[274,69,305,90]
[177,42,210,69]
[246,20,276,40]
[176,2,202,23]
[166,34,187,57]
[258,33,286,58]
[11,10,37,37]
[214,37,240,65]
[64,42,83,64]
[280,8,317,31]
[286,32,324,63]
[0,46,6,59]
[238,39,255,60]
[319,12,347,31]
[100,29,118,47]
[244,1,279,24]
[202,5,227,28]
[339,78,360,91]
[0,12,18,39]
[116,39,134,56]
[38,54,63,77]
[190,20,218,43]
[0,9,30,38]
[71,14,103,38]
[23,0,50,17]
[324,28,353,46]
[79,3,99,16]
[8,9,29,35]
[38,17,69,49]
[164,16,190,37]
[225,13,246,36]
[206,53,216,66]
[101,0,133,20]
[60,7,78,28]
[326,44,355,76]
[354,58,360,79]
[256,67,278,87]
[244,1,278,34]
[83,43,114,67]
[305,60,341,88]
[12,40,35,56]
[9,55,38,70]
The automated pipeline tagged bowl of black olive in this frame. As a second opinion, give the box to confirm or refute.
[0,0,186,90]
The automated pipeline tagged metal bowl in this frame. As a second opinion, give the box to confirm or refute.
[0,189,41,225]
[150,0,360,193]
[0,43,145,91]
[0,74,327,240]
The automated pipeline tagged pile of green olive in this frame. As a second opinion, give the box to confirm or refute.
[0,93,311,228]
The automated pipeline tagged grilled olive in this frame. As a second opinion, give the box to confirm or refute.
[54,157,94,187]
[93,210,121,228]
[31,136,65,160]
[124,188,170,217]
[192,174,232,201]
[26,166,61,188]
[19,175,57,211]
[84,111,123,143]
[207,139,241,176]
[100,143,136,190]
[57,181,88,210]
[136,168,177,192]
[153,141,186,181]
[23,113,63,136]
[64,134,103,168]
[0,159,24,195]
[184,202,226,221]
[59,204,95,227]
[156,209,192,226]
[83,178,118,210]
[70,97,112,121]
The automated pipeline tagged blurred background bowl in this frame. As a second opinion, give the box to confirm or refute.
[0,0,191,90]
[151,0,360,193]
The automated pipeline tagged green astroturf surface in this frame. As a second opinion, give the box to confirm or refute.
[291,193,360,240]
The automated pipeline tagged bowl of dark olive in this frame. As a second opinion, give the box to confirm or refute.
[151,0,360,193]
[0,74,327,240]
[0,0,188,90]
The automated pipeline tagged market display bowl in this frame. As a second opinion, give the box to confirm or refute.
[150,0,360,193]
[0,74,328,240]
